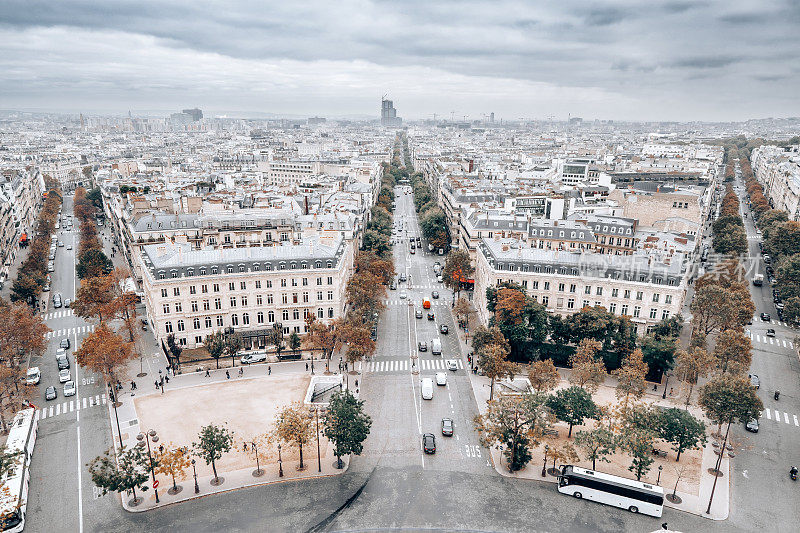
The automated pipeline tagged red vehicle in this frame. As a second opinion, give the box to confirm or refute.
[422,299,431,309]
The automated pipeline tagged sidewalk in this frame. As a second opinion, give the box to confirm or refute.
[452,321,729,520]
[107,361,349,512]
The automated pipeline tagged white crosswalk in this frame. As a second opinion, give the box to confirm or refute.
[46,324,95,339]
[35,394,106,421]
[765,407,800,427]
[365,358,464,373]
[44,309,74,320]
[745,330,794,349]
[385,299,448,306]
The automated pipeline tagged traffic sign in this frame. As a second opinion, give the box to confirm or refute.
[153,480,159,489]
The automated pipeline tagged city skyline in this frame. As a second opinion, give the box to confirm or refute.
[1,1,799,121]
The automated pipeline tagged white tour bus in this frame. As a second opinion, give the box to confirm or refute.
[557,465,664,518]
[1,408,38,532]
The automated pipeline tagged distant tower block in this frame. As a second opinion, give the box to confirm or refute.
[381,97,402,127]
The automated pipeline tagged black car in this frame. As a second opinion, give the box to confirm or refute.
[427,312,435,321]
[60,338,70,350]
[399,274,407,282]
[440,324,449,334]
[766,329,776,337]
[441,418,454,436]
[418,341,428,352]
[432,291,439,299]
[761,313,771,322]
[746,418,759,433]
[45,386,57,401]
[57,356,70,370]
[423,433,436,454]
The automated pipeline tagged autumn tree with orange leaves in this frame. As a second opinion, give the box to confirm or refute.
[75,322,134,385]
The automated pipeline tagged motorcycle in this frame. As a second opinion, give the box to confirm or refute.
[775,390,781,401]
[791,467,797,481]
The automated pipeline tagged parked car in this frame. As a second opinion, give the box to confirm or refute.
[400,290,407,300]
[58,369,71,383]
[66,245,72,250]
[440,324,449,334]
[437,275,443,283]
[45,386,57,401]
[441,418,454,436]
[435,372,447,386]
[241,352,268,365]
[57,355,70,370]
[422,433,436,454]
[63,381,76,397]
[410,248,415,254]
[399,274,407,282]
[746,418,759,433]
[60,338,70,349]
[749,374,760,389]
[64,298,71,308]
[26,367,41,385]
[418,341,428,352]
[761,313,771,322]
[390,281,397,290]
[766,329,776,337]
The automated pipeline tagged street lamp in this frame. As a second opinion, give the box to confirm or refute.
[662,371,671,400]
[251,441,263,477]
[657,465,663,485]
[542,445,549,477]
[278,443,284,477]
[191,459,199,493]
[136,429,159,503]
[314,407,322,473]
[310,351,315,375]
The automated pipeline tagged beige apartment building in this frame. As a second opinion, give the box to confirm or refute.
[473,238,687,337]
[140,236,354,350]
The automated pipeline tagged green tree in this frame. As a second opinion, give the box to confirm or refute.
[568,339,607,393]
[471,325,508,356]
[76,248,113,279]
[574,428,616,470]
[9,273,42,304]
[546,386,600,437]
[473,392,553,472]
[205,331,226,369]
[656,408,707,461]
[267,324,285,358]
[225,333,242,367]
[766,221,800,260]
[323,390,373,469]
[620,426,655,481]
[362,229,391,257]
[699,374,763,436]
[193,423,234,483]
[640,334,677,378]
[674,347,714,408]
[289,332,302,356]
[87,446,151,505]
[776,253,800,300]
[782,296,800,325]
[711,329,752,376]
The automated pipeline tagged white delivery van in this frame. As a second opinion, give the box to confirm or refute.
[421,378,434,400]
[431,339,442,355]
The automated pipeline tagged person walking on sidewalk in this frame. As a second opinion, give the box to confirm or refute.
[268,365,271,375]
[205,369,210,378]
[238,367,243,377]
[165,375,170,384]
[225,370,230,379]
[306,362,309,371]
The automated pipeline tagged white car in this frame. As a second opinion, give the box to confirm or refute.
[241,352,267,364]
[399,290,407,300]
[446,359,459,371]
[26,367,41,385]
[437,275,443,283]
[63,380,76,397]
[58,369,71,383]
[435,372,447,386]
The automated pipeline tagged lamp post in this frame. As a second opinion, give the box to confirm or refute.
[278,443,284,477]
[657,465,663,485]
[662,371,671,400]
[252,441,263,477]
[310,351,315,375]
[109,385,124,450]
[315,407,322,473]
[136,429,159,504]
[191,459,199,494]
[542,445,549,477]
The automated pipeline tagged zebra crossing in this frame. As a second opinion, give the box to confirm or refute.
[745,330,794,349]
[365,358,464,373]
[765,407,800,428]
[385,299,449,306]
[35,394,107,421]
[44,309,74,320]
[46,324,95,339]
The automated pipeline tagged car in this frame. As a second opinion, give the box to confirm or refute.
[418,341,428,352]
[437,275,443,283]
[45,386,57,401]
[422,433,436,454]
[63,380,76,397]
[410,242,415,250]
[26,367,41,385]
[427,312,435,321]
[446,359,458,371]
[766,329,776,337]
[776,302,785,311]
[399,274,407,282]
[390,281,397,290]
[410,248,415,254]
[66,245,72,250]
[441,418,454,436]
[400,290,407,300]
[435,372,447,386]
[64,298,71,308]
[761,313,771,322]
[764,255,771,264]
[746,418,759,433]
[432,291,439,299]
[415,309,423,319]
[55,347,66,359]
[57,355,70,370]
[749,374,760,389]
[58,369,71,383]
[58,241,64,247]
[48,262,55,272]
[60,338,70,350]
[241,352,268,364]
[440,324,449,334]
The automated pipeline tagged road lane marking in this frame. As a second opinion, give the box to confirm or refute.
[69,401,74,412]
[56,403,61,416]
[82,397,87,408]
[774,410,781,422]
[785,412,790,424]
[766,408,771,419]
[795,415,799,426]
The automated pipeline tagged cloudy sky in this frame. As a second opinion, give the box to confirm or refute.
[1,0,798,121]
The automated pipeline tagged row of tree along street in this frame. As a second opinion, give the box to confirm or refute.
[90,390,371,505]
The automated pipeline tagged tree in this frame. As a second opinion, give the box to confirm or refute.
[452,297,474,328]
[568,339,606,393]
[154,443,192,494]
[225,334,242,367]
[575,428,617,470]
[712,329,752,376]
[362,229,391,257]
[527,359,560,392]
[9,274,41,304]
[674,347,714,409]
[546,386,600,437]
[205,331,226,369]
[74,322,134,385]
[289,332,302,357]
[473,392,553,471]
[442,249,474,298]
[339,320,375,365]
[0,301,49,367]
[640,335,677,378]
[613,349,648,407]
[267,324,285,359]
[691,283,754,337]
[323,390,373,469]
[478,343,517,401]
[76,248,113,279]
[699,374,763,436]
[620,426,655,481]
[193,423,234,483]
[766,221,800,260]
[657,408,707,462]
[166,334,183,370]
[303,315,342,372]
[72,275,114,323]
[87,446,150,505]
[783,296,800,325]
[488,285,549,361]
[776,253,800,300]
[471,325,508,356]
[273,403,315,470]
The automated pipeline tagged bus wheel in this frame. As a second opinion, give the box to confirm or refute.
[628,506,638,514]
[573,492,582,499]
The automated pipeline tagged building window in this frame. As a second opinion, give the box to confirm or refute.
[257,312,264,324]
[649,308,658,319]
[302,278,308,286]
[191,301,198,312]
[292,293,298,304]
[195,336,203,344]
[193,317,201,329]
[230,297,237,307]
[256,295,262,305]
[266,280,272,288]
[189,285,196,295]
[633,306,641,318]
[652,293,660,303]
[267,294,274,305]
[328,308,334,318]
[584,286,591,295]
[217,315,224,327]
[161,289,168,298]
[282,310,289,321]
[202,284,208,294]
[205,317,212,328]
[240,281,247,290]
[268,311,275,322]
[596,287,603,296]
[612,288,619,297]
[281,294,288,304]
[203,300,210,311]
[569,284,576,293]
[255,280,261,289]
[214,298,222,310]
[177,319,185,332]
[302,292,309,303]
[609,303,617,314]
[165,321,173,333]
[328,277,333,285]
[213,284,220,292]
[583,300,589,308]
[163,304,170,314]
[327,291,334,300]
[636,291,643,301]
[243,313,250,325]
[665,295,673,304]
[241,296,248,307]
[558,283,565,292]
[317,308,324,318]
[541,296,549,306]
[281,279,287,287]
[229,282,235,291]
[624,289,631,299]
[621,304,629,316]
[174,302,182,313]
[173,287,180,296]
[567,298,575,309]
[171,272,178,279]
[293,309,300,320]
[662,310,670,320]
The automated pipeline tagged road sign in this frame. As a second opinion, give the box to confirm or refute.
[152,480,159,488]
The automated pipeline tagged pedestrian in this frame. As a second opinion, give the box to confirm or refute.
[226,370,230,379]
[268,365,271,375]
[131,381,135,390]
[306,362,309,371]
[205,369,210,377]
[155,380,159,389]
[165,375,170,384]
[243,442,248,452]
[355,379,359,388]
[238,367,243,377]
